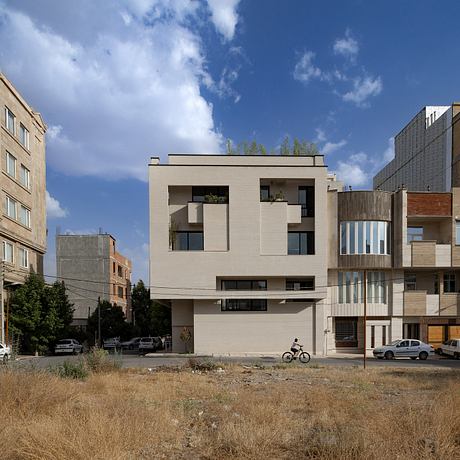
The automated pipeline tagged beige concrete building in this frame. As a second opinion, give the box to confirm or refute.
[56,233,132,326]
[149,154,342,354]
[1,73,47,342]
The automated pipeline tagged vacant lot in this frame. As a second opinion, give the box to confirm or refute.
[0,362,458,459]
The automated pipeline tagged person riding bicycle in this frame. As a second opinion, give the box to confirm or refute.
[290,338,303,358]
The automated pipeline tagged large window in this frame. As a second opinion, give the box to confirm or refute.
[340,221,390,255]
[286,278,314,291]
[338,271,386,304]
[407,226,423,242]
[5,195,17,219]
[192,186,228,203]
[260,185,270,201]
[298,186,314,217]
[6,151,16,178]
[173,231,203,251]
[404,273,416,291]
[443,272,456,293]
[221,279,267,311]
[19,205,30,227]
[19,165,30,188]
[5,107,15,135]
[2,241,14,263]
[19,123,29,149]
[335,318,358,347]
[288,231,314,255]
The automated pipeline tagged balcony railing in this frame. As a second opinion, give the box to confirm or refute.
[404,241,451,267]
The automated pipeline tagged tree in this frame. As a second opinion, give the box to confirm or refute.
[226,139,236,155]
[131,280,171,336]
[280,136,290,155]
[9,275,74,353]
[87,300,129,342]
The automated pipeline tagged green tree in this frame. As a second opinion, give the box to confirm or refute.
[280,136,290,155]
[226,139,236,155]
[258,144,267,155]
[9,275,74,354]
[293,138,302,156]
[248,140,258,155]
[87,300,129,342]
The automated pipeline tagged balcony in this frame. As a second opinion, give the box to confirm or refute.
[330,303,389,317]
[404,241,451,267]
[287,204,302,224]
[403,290,457,316]
[188,202,203,224]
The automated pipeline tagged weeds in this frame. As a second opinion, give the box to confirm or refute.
[84,347,122,373]
[54,360,89,380]
[186,358,218,372]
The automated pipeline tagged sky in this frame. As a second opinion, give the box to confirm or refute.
[1,0,459,283]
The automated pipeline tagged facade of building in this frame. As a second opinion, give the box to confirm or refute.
[1,73,47,342]
[149,154,460,355]
[56,233,132,326]
[373,104,460,192]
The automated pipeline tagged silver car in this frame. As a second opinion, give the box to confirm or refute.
[373,339,434,360]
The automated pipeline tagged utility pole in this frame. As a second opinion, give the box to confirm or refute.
[0,261,4,344]
[363,270,367,369]
[98,296,101,348]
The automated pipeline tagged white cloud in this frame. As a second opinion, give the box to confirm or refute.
[335,160,369,187]
[293,51,322,83]
[207,0,240,41]
[46,191,68,218]
[333,29,359,61]
[383,137,395,162]
[0,2,227,181]
[342,76,383,107]
[322,139,347,155]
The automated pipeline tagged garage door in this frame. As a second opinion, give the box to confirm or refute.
[448,325,460,340]
[427,325,444,348]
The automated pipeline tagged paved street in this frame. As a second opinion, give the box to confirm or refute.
[12,352,460,370]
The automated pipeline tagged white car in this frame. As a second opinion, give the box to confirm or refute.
[439,338,460,359]
[138,337,162,354]
[373,339,434,360]
[0,343,11,363]
[54,339,83,355]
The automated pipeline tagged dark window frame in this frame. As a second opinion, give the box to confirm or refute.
[221,299,267,311]
[298,186,314,217]
[288,231,315,255]
[286,278,314,291]
[173,231,204,251]
[221,279,267,291]
[192,186,228,203]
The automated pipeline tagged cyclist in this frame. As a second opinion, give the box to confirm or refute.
[290,338,303,358]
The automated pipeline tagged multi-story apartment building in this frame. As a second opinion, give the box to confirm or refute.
[150,154,460,355]
[1,73,47,342]
[56,233,132,326]
[373,104,460,192]
[327,189,460,353]
[149,154,342,354]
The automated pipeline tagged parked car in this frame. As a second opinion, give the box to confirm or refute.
[138,337,162,354]
[54,339,83,355]
[439,338,460,359]
[103,337,121,351]
[0,343,11,363]
[120,337,141,350]
[373,339,434,360]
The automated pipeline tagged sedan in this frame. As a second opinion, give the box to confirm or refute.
[120,337,141,350]
[54,339,83,355]
[373,339,434,360]
[439,338,460,359]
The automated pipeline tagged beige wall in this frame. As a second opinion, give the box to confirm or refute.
[0,73,46,290]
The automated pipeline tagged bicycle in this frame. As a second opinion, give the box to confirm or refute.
[282,346,311,364]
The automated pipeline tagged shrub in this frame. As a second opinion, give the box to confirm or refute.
[186,358,218,372]
[55,360,89,380]
[84,347,122,373]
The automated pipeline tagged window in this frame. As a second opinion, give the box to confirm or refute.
[19,124,29,149]
[405,273,416,291]
[5,107,15,135]
[112,262,116,273]
[298,186,314,217]
[260,185,270,201]
[19,248,28,268]
[407,226,423,242]
[19,205,30,227]
[118,286,124,298]
[286,278,314,291]
[173,231,203,251]
[2,241,13,263]
[5,151,16,177]
[19,165,30,188]
[371,326,375,348]
[118,265,123,277]
[335,318,358,347]
[367,271,386,303]
[410,340,420,347]
[456,221,460,245]
[338,271,364,304]
[399,340,410,348]
[443,272,456,293]
[340,221,390,255]
[382,325,387,346]
[192,186,228,203]
[288,232,314,255]
[221,279,267,311]
[5,196,17,219]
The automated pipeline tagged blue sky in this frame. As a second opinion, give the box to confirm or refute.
[1,0,459,283]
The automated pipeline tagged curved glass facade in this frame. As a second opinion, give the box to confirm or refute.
[340,221,390,255]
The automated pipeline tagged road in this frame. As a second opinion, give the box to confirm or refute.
[12,352,460,370]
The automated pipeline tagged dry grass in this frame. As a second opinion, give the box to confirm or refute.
[0,364,459,459]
